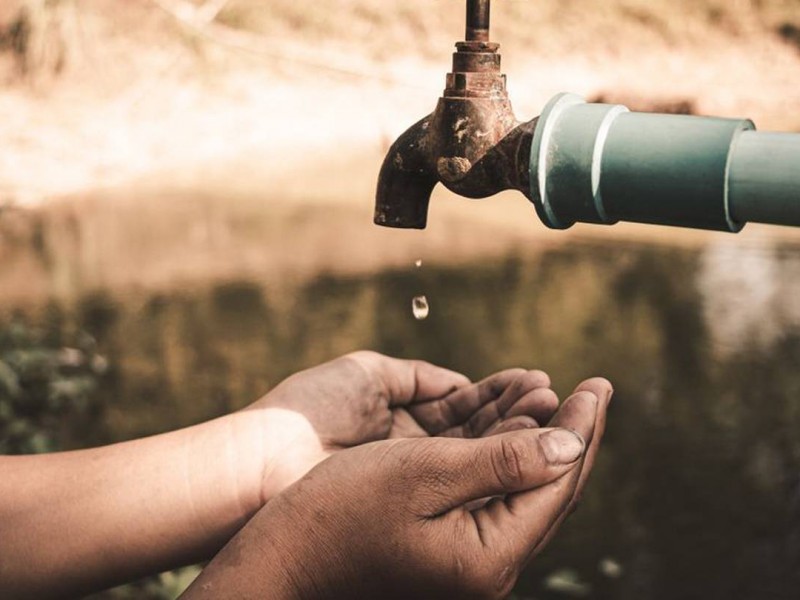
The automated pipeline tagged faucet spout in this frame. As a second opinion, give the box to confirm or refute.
[374,0,533,230]
[374,115,437,229]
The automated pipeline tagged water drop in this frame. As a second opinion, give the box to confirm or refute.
[415,259,423,268]
[412,295,430,320]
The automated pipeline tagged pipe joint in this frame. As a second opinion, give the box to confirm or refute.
[530,93,756,233]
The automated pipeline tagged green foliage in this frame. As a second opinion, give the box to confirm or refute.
[0,319,199,597]
[88,566,202,600]
[0,318,107,454]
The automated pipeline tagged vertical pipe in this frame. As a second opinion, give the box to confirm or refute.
[466,0,490,41]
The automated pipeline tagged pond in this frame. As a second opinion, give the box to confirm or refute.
[1,196,800,599]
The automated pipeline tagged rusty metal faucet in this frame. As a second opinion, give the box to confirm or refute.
[375,0,800,232]
[374,0,534,229]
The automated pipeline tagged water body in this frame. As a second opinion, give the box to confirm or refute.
[2,227,800,599]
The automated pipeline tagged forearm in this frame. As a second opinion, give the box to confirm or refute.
[181,497,321,600]
[0,411,267,599]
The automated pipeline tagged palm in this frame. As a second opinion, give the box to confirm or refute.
[388,367,557,440]
[250,352,559,497]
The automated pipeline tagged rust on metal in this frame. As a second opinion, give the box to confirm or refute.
[466,0,491,42]
[375,0,536,229]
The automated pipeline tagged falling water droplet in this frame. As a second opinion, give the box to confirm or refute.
[412,295,430,320]
[415,259,423,268]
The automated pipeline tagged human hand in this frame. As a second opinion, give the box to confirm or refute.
[0,353,557,599]
[185,378,612,600]
[246,351,559,501]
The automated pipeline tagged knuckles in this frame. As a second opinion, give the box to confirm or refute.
[385,439,465,513]
[490,436,532,491]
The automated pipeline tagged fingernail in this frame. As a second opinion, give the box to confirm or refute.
[539,429,585,465]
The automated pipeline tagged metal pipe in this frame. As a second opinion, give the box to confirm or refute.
[466,0,490,41]
[374,0,523,230]
[529,93,800,232]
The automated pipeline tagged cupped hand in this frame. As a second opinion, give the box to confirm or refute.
[246,351,558,500]
[185,378,613,600]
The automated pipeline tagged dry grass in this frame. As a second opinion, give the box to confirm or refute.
[215,0,800,58]
[1,0,799,209]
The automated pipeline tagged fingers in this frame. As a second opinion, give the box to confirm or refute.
[504,386,559,422]
[413,427,585,516]
[558,378,612,504]
[407,369,527,434]
[463,416,540,511]
[409,369,555,436]
[346,351,471,406]
[483,415,539,436]
[348,352,557,439]
[458,385,559,438]
[468,388,600,563]
[528,378,613,556]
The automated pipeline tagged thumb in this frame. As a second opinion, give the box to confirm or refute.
[416,428,586,514]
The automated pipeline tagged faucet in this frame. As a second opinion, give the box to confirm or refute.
[374,0,534,229]
[375,0,800,232]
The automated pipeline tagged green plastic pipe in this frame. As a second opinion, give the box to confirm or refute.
[728,132,800,227]
[529,93,800,232]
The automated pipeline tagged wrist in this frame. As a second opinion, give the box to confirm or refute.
[183,411,269,527]
[243,404,328,503]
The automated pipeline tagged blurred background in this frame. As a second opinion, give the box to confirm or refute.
[1,1,800,598]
